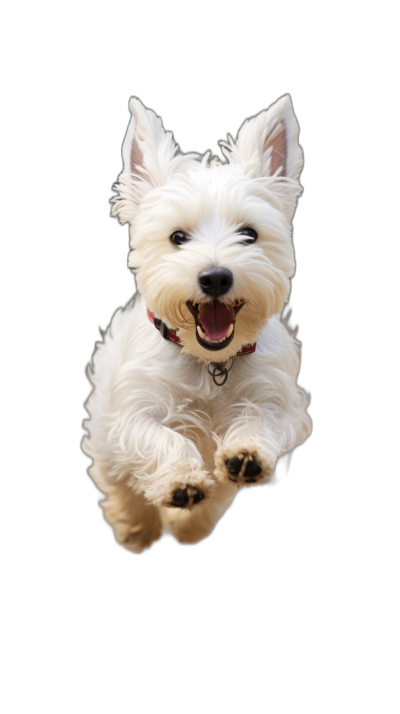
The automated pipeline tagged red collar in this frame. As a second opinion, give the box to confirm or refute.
[147,308,256,356]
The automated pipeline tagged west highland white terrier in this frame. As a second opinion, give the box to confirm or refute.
[82,95,311,552]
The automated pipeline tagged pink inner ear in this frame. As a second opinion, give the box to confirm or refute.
[264,122,287,177]
[131,138,144,173]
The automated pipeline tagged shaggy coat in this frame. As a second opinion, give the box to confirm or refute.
[82,95,311,551]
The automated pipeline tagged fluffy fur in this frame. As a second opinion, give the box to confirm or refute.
[82,94,311,552]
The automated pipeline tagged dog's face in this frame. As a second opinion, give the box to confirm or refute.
[112,96,303,362]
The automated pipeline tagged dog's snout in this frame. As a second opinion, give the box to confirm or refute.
[198,268,233,298]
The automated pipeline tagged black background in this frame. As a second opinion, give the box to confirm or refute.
[51,42,345,603]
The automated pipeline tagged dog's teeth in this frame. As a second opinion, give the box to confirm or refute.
[198,323,234,344]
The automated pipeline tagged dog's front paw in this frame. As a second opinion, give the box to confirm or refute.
[215,440,275,487]
[166,467,215,509]
[163,462,215,511]
[170,485,205,509]
[144,461,215,509]
[225,454,262,483]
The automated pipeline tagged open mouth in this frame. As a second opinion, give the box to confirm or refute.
[186,299,245,351]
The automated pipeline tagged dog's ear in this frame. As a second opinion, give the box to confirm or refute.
[111,98,197,225]
[226,94,303,180]
[221,95,303,218]
[124,97,179,184]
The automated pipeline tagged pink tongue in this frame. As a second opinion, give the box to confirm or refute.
[198,301,234,340]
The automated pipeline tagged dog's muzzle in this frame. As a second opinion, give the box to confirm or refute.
[186,300,244,352]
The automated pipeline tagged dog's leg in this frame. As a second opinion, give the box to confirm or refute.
[160,482,236,544]
[213,395,311,488]
[102,406,216,510]
[86,457,163,553]
[135,420,215,509]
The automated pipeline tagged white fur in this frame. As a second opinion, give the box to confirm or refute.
[82,95,311,552]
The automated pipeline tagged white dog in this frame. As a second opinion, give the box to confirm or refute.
[82,95,311,552]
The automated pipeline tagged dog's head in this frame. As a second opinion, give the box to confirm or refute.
[111,95,303,362]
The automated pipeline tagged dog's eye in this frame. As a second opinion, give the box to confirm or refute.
[239,227,258,244]
[170,230,189,246]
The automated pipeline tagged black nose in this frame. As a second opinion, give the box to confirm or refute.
[198,268,234,298]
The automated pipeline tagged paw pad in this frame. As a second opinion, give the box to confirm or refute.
[170,486,205,509]
[225,454,262,483]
